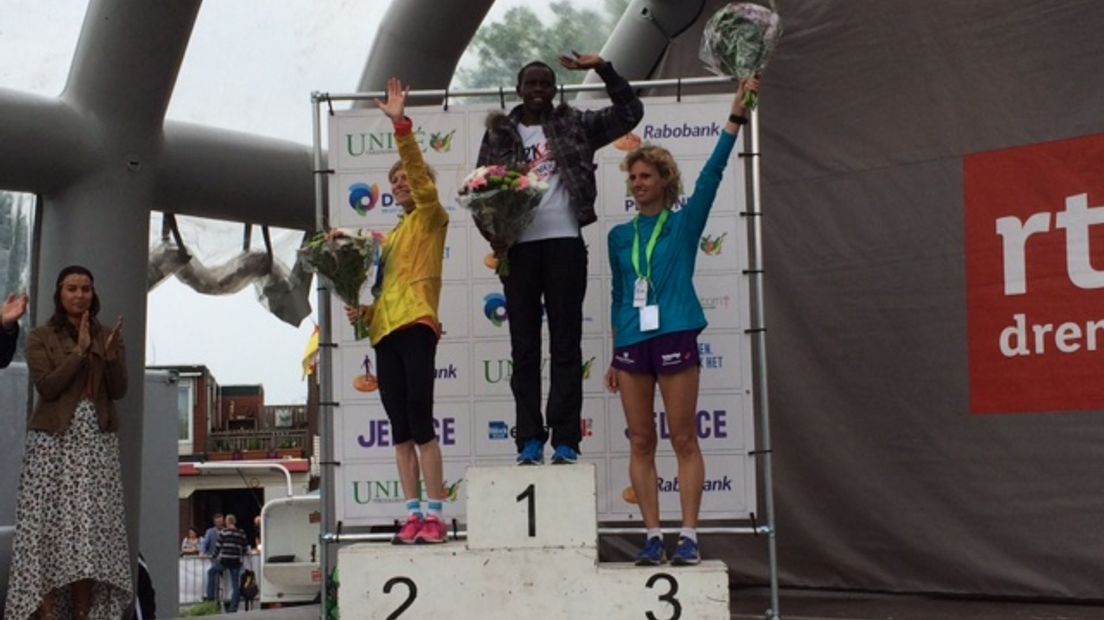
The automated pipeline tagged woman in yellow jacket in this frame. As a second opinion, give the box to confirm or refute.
[343,78,450,544]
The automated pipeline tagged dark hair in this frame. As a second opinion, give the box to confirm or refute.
[516,61,556,87]
[48,264,101,337]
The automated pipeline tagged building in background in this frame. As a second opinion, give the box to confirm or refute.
[149,365,318,552]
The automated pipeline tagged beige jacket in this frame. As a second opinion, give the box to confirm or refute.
[26,323,127,434]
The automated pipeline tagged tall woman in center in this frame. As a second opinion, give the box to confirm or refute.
[606,78,759,566]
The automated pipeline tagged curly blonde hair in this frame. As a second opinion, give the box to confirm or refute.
[620,144,682,209]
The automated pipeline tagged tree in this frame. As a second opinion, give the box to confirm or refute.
[454,0,631,90]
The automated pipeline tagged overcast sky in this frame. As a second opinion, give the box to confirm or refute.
[0,0,574,404]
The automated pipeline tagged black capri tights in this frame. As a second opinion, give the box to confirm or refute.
[374,323,438,445]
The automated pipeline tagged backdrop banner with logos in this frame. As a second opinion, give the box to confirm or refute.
[324,96,757,526]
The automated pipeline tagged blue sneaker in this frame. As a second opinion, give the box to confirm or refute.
[670,536,701,566]
[634,536,666,566]
[550,444,578,464]
[516,439,544,465]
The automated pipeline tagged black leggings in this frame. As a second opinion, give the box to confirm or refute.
[375,323,438,445]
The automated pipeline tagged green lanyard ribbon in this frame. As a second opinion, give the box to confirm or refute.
[631,209,669,282]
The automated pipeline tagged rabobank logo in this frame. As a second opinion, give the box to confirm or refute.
[348,182,381,215]
[641,121,721,141]
[483,292,508,327]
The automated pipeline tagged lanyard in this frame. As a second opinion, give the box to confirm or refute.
[631,209,669,281]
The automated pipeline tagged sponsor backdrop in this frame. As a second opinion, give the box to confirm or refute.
[325,96,756,525]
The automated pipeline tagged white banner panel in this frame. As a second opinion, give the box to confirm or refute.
[326,96,756,526]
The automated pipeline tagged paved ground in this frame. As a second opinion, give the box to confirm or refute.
[180,589,1104,619]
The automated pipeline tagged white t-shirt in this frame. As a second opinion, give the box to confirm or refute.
[516,123,579,243]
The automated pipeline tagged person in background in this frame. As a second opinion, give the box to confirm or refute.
[476,51,644,465]
[605,78,760,567]
[339,78,450,545]
[1,291,28,368]
[181,526,201,555]
[4,265,131,619]
[198,511,221,556]
[212,514,250,613]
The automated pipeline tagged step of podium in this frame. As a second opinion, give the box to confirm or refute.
[466,463,598,550]
[339,543,729,619]
[337,463,729,619]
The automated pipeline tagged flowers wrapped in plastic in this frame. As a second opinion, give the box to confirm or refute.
[457,165,547,277]
[699,2,783,109]
[300,228,384,340]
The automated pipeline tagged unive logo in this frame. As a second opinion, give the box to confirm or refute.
[348,182,381,215]
[429,130,456,153]
[351,478,463,504]
[965,133,1104,413]
[699,232,727,256]
[483,293,508,327]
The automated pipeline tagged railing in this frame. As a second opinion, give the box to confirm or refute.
[206,429,309,454]
[179,553,262,609]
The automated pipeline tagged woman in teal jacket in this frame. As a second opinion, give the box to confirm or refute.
[605,77,759,567]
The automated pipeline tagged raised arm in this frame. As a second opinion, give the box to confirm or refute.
[683,77,760,236]
[378,78,444,220]
[561,52,644,148]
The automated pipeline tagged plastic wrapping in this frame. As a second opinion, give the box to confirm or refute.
[147,213,314,327]
[699,2,783,108]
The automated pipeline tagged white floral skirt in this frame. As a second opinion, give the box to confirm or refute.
[4,399,132,619]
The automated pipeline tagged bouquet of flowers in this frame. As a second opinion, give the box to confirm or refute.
[457,165,547,276]
[300,228,384,340]
[699,2,783,109]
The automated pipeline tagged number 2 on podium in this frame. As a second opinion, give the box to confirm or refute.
[516,483,536,537]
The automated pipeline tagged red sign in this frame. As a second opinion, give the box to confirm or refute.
[965,133,1104,413]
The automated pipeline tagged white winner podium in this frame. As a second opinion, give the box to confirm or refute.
[338,463,729,619]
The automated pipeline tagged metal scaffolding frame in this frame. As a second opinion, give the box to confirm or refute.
[310,75,781,619]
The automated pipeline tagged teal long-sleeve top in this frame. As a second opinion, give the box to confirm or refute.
[608,129,737,348]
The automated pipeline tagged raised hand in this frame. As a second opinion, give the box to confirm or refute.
[559,51,606,72]
[105,315,124,358]
[1,292,28,328]
[733,76,761,114]
[77,311,92,356]
[375,77,409,123]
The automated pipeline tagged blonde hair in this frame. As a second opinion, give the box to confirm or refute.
[621,144,682,208]
[388,159,437,184]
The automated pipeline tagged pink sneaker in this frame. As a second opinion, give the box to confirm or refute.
[415,516,448,544]
[392,515,423,545]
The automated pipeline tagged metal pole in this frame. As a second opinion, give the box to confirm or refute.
[191,462,294,497]
[318,75,737,104]
[321,525,767,546]
[745,108,781,619]
[310,92,335,620]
